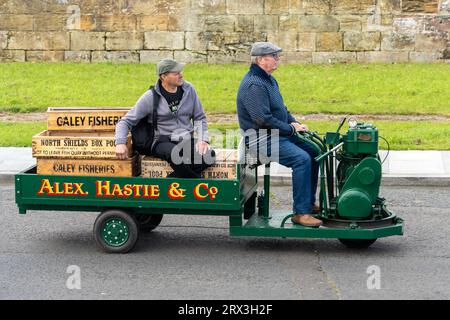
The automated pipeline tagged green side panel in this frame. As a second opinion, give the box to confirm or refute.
[337,190,372,219]
[230,211,403,240]
[15,168,241,214]
[229,216,243,228]
[337,157,382,219]
[343,125,378,155]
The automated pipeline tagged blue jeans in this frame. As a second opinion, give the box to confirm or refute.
[275,135,320,214]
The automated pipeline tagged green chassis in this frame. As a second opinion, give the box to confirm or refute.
[15,162,403,245]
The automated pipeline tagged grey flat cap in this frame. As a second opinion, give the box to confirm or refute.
[157,58,185,76]
[250,42,282,56]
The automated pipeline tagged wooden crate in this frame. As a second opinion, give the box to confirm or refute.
[214,149,238,162]
[32,130,132,159]
[37,154,140,177]
[47,107,130,131]
[141,149,238,179]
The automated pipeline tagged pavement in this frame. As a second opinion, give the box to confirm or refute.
[1,183,450,299]
[1,147,450,186]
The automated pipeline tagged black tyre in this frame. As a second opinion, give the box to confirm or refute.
[134,213,163,232]
[338,238,377,249]
[94,209,139,253]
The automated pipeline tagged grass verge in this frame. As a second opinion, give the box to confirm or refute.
[2,120,449,150]
[1,62,449,115]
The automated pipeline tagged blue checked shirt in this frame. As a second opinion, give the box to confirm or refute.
[237,64,298,136]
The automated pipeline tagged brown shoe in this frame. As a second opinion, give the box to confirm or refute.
[312,204,321,214]
[291,214,323,227]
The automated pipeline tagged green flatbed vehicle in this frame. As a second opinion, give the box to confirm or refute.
[15,119,403,253]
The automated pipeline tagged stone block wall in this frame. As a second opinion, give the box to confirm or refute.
[0,0,449,63]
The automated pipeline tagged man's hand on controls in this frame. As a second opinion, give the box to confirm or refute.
[291,122,308,132]
[196,140,210,155]
[116,144,128,159]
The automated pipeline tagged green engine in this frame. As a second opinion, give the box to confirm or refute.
[294,118,400,244]
[334,122,382,220]
[296,118,396,228]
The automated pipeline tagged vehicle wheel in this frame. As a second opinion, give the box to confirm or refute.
[338,238,377,249]
[94,209,139,253]
[134,213,163,232]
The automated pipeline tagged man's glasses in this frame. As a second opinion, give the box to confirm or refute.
[269,53,281,60]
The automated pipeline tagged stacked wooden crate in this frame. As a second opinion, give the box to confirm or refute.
[33,107,140,177]
[140,148,238,179]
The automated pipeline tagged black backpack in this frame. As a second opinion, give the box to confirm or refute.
[131,86,160,156]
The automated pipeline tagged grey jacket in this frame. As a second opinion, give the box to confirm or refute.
[115,80,209,147]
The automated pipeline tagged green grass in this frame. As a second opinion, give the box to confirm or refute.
[210,122,450,150]
[2,120,449,150]
[1,62,449,115]
[0,121,46,147]
[1,62,448,149]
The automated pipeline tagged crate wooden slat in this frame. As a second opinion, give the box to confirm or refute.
[47,107,130,131]
[141,149,238,162]
[213,149,238,162]
[141,162,237,179]
[141,149,238,179]
[37,154,140,177]
[32,130,132,159]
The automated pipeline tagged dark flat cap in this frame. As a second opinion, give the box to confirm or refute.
[250,42,282,56]
[157,58,185,76]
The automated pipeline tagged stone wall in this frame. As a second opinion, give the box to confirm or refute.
[0,0,449,63]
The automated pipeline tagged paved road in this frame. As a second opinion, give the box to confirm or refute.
[1,183,449,300]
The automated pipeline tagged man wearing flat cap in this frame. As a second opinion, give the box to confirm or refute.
[115,58,215,178]
[237,42,322,227]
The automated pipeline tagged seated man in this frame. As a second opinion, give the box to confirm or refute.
[237,42,322,227]
[115,58,215,178]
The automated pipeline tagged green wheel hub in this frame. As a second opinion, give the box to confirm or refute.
[101,218,129,247]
